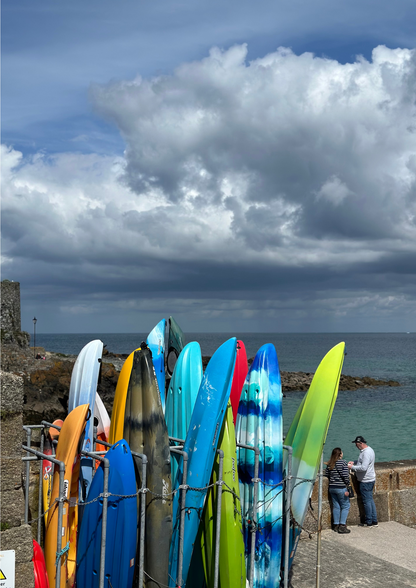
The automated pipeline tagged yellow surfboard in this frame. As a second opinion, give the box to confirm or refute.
[109,348,140,444]
[44,404,89,588]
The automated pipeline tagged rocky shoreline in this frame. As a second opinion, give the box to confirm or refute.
[0,344,400,425]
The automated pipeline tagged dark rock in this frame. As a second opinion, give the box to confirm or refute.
[0,346,401,426]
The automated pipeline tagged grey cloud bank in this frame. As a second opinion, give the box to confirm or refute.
[2,45,416,332]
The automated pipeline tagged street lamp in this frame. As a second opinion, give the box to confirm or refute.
[33,317,37,358]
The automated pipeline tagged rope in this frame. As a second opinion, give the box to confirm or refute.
[55,541,70,567]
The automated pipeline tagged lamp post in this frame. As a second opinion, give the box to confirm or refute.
[33,317,37,358]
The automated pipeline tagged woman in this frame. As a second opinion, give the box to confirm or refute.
[325,447,351,534]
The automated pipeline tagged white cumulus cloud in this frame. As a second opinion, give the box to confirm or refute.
[2,44,416,331]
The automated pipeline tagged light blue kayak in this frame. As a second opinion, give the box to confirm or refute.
[165,341,203,481]
[146,319,167,411]
[236,344,283,588]
[168,337,237,588]
[68,339,103,500]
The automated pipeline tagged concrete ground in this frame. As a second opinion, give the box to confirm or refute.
[290,522,416,588]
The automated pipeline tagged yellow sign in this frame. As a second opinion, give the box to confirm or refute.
[0,570,6,580]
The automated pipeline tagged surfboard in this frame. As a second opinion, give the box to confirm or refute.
[109,347,141,444]
[165,341,202,481]
[42,419,63,525]
[33,540,50,588]
[94,392,110,441]
[230,340,248,424]
[123,344,172,588]
[236,343,283,588]
[283,341,345,568]
[44,404,89,588]
[94,392,110,461]
[146,319,166,411]
[68,339,103,500]
[166,316,186,380]
[76,440,138,588]
[201,401,246,588]
[168,337,237,588]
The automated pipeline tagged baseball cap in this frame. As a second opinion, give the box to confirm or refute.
[352,436,366,444]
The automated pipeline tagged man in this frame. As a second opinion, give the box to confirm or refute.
[348,436,378,527]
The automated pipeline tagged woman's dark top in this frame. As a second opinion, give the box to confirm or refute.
[324,459,350,488]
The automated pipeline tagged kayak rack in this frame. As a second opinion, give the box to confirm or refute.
[22,422,303,588]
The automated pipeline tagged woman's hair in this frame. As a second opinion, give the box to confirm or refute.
[326,447,343,470]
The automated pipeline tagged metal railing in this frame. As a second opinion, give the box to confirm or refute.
[21,420,326,588]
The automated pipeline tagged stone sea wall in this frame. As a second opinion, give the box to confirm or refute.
[0,371,35,588]
[303,459,416,535]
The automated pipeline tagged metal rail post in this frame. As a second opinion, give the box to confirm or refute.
[250,446,260,588]
[131,450,147,588]
[88,439,148,588]
[23,426,32,524]
[236,442,260,588]
[22,445,65,588]
[38,426,45,543]
[282,444,293,588]
[81,449,110,588]
[213,449,224,588]
[170,446,188,588]
[56,461,65,588]
[316,453,324,588]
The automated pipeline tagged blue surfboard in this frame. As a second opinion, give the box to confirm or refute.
[236,344,283,588]
[165,341,203,481]
[146,319,166,411]
[168,337,237,588]
[76,440,137,588]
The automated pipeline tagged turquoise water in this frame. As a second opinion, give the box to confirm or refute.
[36,332,415,462]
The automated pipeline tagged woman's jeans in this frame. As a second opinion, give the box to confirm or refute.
[359,481,378,524]
[329,487,350,525]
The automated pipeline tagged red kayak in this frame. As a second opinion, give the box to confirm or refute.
[33,540,49,588]
[230,340,248,423]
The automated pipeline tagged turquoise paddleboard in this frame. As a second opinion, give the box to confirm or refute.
[236,344,283,588]
[165,341,203,481]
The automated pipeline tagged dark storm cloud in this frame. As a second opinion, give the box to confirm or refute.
[2,44,416,331]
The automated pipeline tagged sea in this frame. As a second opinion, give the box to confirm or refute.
[35,332,416,464]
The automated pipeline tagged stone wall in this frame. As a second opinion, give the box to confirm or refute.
[1,280,30,347]
[1,370,35,588]
[303,459,416,534]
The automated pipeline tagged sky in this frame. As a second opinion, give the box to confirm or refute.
[2,0,416,333]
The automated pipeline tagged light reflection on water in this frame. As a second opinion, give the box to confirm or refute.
[283,385,416,462]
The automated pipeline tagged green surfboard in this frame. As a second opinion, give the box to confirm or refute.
[283,341,345,566]
[200,402,246,588]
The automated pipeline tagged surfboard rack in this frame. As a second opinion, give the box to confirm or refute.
[21,422,305,588]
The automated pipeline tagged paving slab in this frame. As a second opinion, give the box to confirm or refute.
[290,523,416,588]
[329,521,416,573]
